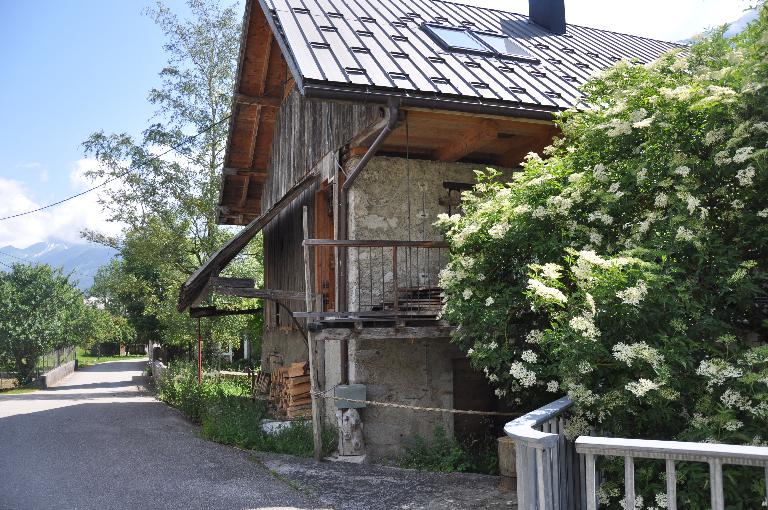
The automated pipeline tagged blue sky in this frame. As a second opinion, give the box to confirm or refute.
[0,0,752,248]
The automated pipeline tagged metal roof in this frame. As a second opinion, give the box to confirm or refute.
[260,0,684,114]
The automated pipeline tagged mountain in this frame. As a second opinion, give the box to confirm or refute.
[680,8,758,43]
[724,9,759,38]
[0,239,118,291]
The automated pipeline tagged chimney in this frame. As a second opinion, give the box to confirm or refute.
[529,0,566,35]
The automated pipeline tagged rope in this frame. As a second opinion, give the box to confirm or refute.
[313,390,521,417]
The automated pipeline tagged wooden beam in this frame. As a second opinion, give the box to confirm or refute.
[209,277,255,288]
[433,120,498,162]
[190,306,263,318]
[234,93,282,108]
[210,286,308,301]
[237,175,250,208]
[178,170,320,311]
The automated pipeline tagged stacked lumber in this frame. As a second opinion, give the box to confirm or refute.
[269,361,312,419]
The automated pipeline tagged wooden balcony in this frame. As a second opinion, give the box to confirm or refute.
[297,239,450,327]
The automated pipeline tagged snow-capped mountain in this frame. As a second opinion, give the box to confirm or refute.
[0,239,117,291]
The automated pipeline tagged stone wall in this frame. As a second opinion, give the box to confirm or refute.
[318,326,467,459]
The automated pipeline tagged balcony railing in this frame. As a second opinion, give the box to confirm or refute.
[300,239,449,323]
[505,396,768,510]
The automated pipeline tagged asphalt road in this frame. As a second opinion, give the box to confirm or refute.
[0,359,318,510]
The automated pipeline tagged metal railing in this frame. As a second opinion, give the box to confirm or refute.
[302,239,449,321]
[37,345,76,378]
[576,437,768,510]
[506,396,768,509]
[504,396,585,510]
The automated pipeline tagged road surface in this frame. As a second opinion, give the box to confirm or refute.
[0,359,318,510]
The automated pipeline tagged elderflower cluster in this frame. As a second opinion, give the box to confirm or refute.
[625,378,660,397]
[488,222,511,239]
[509,361,536,387]
[605,119,632,137]
[521,350,538,363]
[525,329,543,344]
[616,280,648,306]
[736,166,755,186]
[732,146,754,163]
[569,314,600,341]
[527,278,568,303]
[696,359,743,389]
[588,210,614,225]
[612,342,664,369]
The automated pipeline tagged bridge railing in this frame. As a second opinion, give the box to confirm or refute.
[575,436,768,510]
[506,396,768,509]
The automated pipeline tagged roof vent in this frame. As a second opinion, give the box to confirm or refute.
[529,0,566,35]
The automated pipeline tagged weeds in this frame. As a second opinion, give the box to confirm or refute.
[156,362,336,458]
[397,426,499,475]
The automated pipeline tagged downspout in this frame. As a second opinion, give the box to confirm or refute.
[336,98,400,385]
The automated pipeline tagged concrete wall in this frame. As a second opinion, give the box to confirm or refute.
[40,360,76,389]
[318,326,466,460]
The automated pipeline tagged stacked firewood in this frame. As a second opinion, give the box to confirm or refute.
[269,361,312,419]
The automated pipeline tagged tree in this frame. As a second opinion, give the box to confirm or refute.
[0,264,85,384]
[83,0,262,353]
[438,6,767,507]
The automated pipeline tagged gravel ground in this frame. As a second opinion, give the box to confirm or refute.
[0,358,515,510]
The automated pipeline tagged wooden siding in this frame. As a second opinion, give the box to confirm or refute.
[262,89,382,211]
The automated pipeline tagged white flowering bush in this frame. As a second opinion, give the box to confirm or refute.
[437,7,768,507]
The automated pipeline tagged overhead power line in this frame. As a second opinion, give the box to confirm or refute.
[0,115,232,222]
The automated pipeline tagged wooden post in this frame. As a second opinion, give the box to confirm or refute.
[197,318,202,384]
[303,206,323,461]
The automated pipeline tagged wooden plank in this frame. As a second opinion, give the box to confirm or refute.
[287,382,310,395]
[433,120,498,162]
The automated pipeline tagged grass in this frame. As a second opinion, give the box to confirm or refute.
[76,347,145,368]
[0,386,39,394]
[156,361,337,458]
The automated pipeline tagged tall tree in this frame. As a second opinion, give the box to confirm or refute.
[83,0,262,351]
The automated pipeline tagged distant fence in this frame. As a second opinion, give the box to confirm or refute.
[37,346,76,379]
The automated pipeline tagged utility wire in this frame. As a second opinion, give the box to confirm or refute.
[0,114,232,222]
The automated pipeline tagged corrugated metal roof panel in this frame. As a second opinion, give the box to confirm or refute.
[265,0,684,114]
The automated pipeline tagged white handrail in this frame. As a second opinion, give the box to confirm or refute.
[575,436,768,510]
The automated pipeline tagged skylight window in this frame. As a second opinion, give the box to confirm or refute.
[423,24,538,63]
[474,32,531,59]
[427,25,487,52]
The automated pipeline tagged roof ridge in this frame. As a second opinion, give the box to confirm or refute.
[433,0,685,47]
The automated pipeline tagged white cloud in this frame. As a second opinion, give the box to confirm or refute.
[461,0,752,41]
[0,159,126,248]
